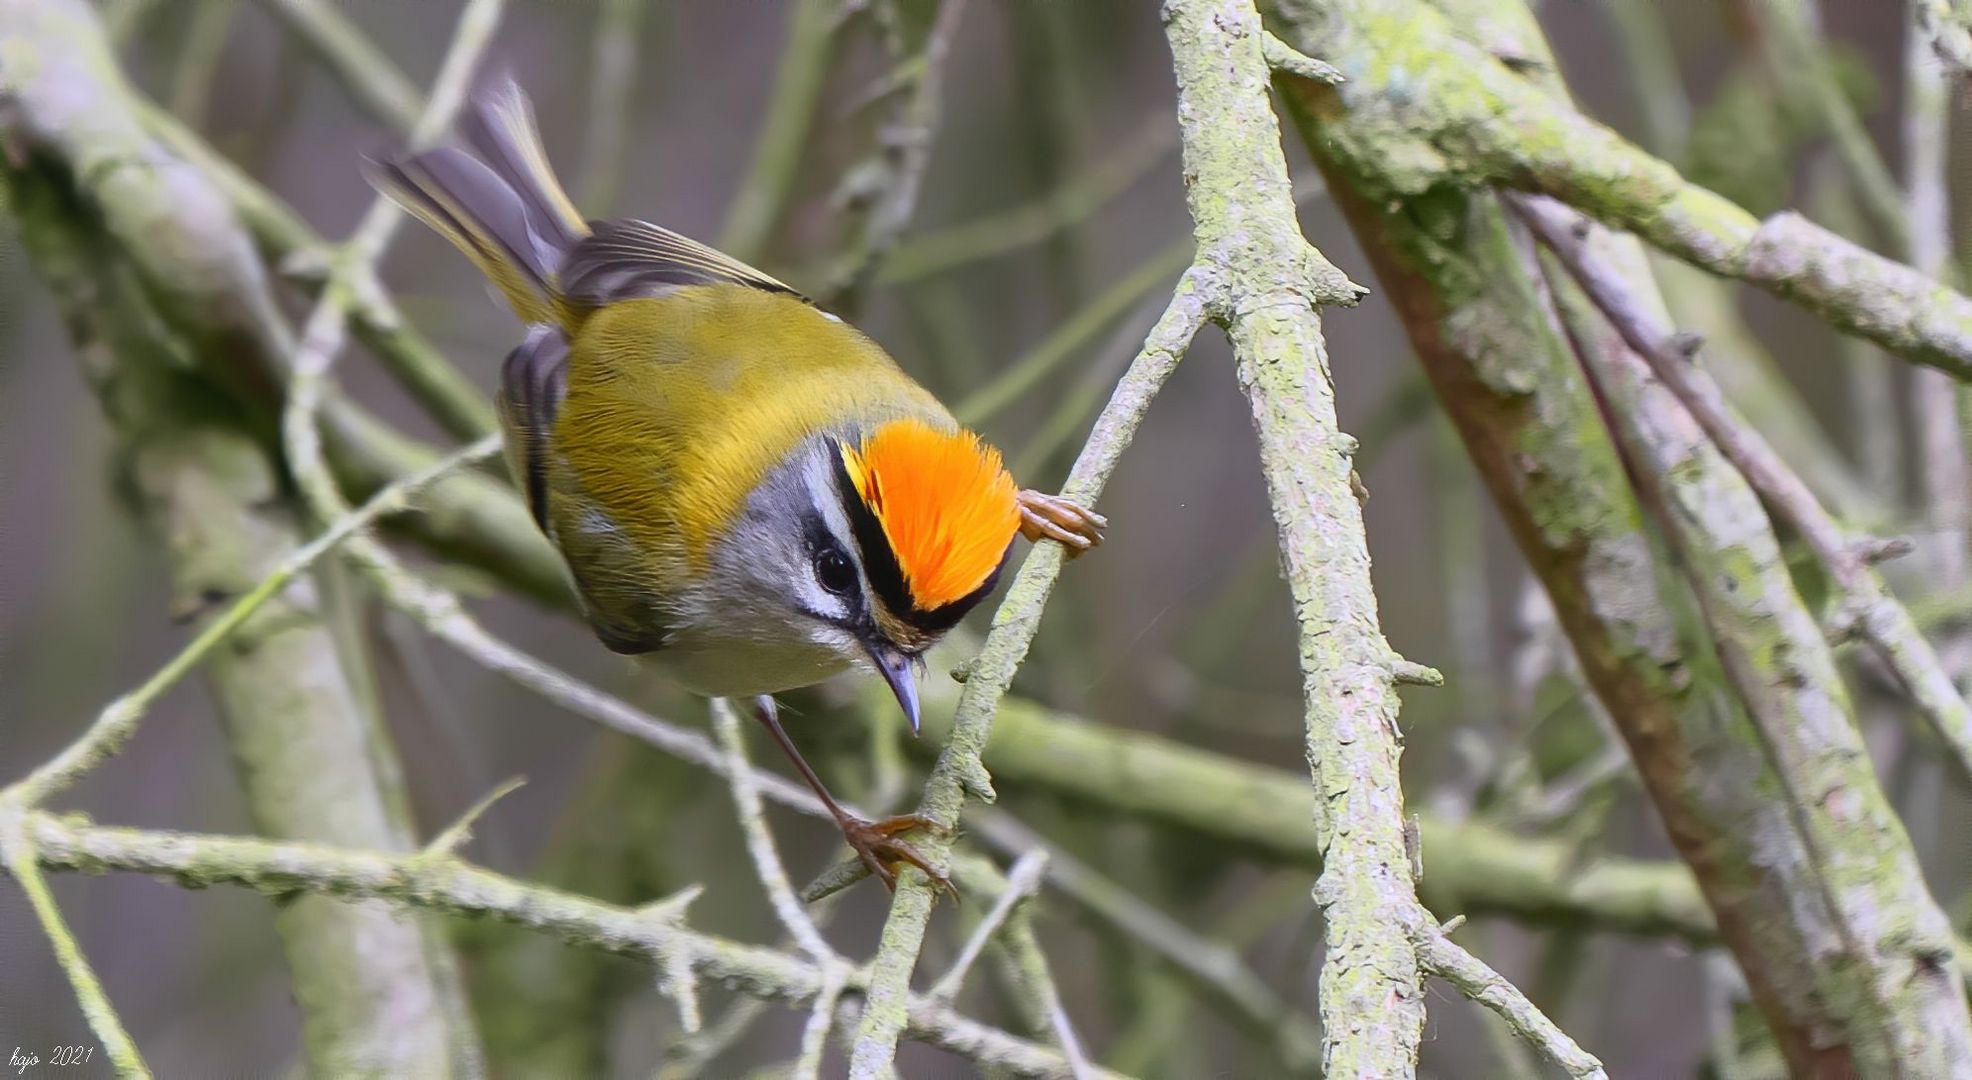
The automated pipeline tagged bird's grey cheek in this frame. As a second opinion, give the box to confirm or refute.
[809,623,861,659]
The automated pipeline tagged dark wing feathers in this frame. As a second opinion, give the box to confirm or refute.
[496,325,569,532]
[456,77,587,258]
[559,218,804,307]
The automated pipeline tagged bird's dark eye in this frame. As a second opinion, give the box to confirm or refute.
[815,549,856,595]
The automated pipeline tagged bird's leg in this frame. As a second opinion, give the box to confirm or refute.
[1017,489,1107,556]
[748,695,952,894]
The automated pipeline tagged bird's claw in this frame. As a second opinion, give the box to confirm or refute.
[839,813,957,898]
[1017,490,1106,557]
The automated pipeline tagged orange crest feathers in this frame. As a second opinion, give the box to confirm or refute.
[840,419,1020,611]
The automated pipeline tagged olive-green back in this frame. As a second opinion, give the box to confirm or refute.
[550,284,951,581]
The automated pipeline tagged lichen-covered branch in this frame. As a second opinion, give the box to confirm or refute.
[1536,207,1972,1076]
[0,818,149,1078]
[843,281,1208,1075]
[1520,193,1972,789]
[1272,0,1972,380]
[1271,0,1968,1072]
[928,697,1716,941]
[13,812,1120,1080]
[0,1,479,1069]
[1169,0,1435,1071]
[1413,921,1606,1080]
[260,0,422,133]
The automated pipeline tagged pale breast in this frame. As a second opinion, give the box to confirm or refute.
[647,624,856,698]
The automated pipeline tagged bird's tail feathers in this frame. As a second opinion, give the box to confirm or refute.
[365,76,588,326]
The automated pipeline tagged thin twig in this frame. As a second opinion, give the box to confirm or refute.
[12,812,1124,1080]
[260,0,422,134]
[845,279,1209,1076]
[1518,192,1972,788]
[969,810,1322,1073]
[656,994,775,1080]
[709,698,843,966]
[955,237,1192,423]
[826,0,970,306]
[422,774,527,858]
[793,965,849,1080]
[717,0,842,260]
[281,0,504,529]
[136,102,497,442]
[932,850,1048,1001]
[0,817,150,1078]
[576,0,645,215]
[0,434,500,808]
[1259,30,1344,83]
[1413,923,1607,1079]
[880,113,1177,283]
[944,854,1095,1080]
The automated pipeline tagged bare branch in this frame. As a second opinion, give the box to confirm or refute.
[1518,193,1972,789]
[1413,924,1606,1080]
[0,817,149,1078]
[1283,0,1972,380]
[13,812,1125,1080]
[826,0,971,306]
[845,280,1209,1075]
[709,698,843,967]
[932,850,1048,1002]
[717,0,842,260]
[2,435,499,809]
[261,0,422,133]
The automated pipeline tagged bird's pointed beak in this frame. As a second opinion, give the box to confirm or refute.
[865,641,921,735]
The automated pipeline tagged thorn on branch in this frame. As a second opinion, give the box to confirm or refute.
[956,755,997,803]
[637,883,706,925]
[1670,330,1705,359]
[1391,658,1446,687]
[1261,31,1345,84]
[802,852,875,903]
[1856,535,1916,566]
[420,775,525,858]
[931,850,1048,1001]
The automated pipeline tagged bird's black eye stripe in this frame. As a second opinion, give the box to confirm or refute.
[826,438,915,616]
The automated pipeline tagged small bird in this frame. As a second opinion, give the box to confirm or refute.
[371,80,1104,889]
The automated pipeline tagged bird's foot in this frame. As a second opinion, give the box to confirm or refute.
[838,813,955,897]
[1017,490,1106,556]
